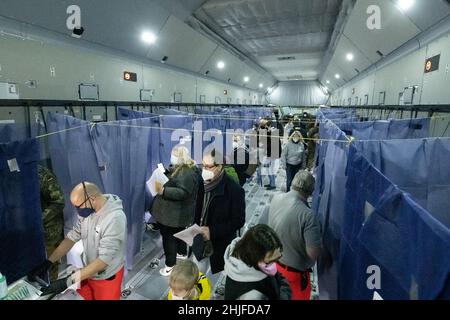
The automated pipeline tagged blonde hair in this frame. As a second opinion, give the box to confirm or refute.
[169,260,200,300]
[172,146,196,176]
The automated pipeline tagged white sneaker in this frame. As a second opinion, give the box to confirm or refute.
[176,254,188,260]
[159,266,173,277]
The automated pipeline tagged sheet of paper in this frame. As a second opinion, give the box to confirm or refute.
[173,224,203,247]
[7,158,20,172]
[146,164,169,197]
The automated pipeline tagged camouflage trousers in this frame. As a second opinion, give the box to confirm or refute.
[44,225,64,281]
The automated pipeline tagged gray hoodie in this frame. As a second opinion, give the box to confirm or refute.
[224,238,292,300]
[224,237,269,300]
[67,194,127,280]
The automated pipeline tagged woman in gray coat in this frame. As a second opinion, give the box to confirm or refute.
[151,146,202,276]
[281,128,307,192]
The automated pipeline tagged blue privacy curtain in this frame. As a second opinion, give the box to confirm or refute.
[117,108,160,175]
[312,119,351,300]
[192,107,271,163]
[0,139,46,284]
[158,108,189,116]
[354,138,450,229]
[89,119,151,269]
[47,114,104,232]
[342,146,450,299]
[117,108,161,209]
[0,122,28,143]
[194,113,229,161]
[314,108,450,300]
[117,107,157,120]
[47,113,153,268]
[338,118,430,140]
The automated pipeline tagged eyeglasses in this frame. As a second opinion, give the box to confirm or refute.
[202,163,217,170]
[264,253,283,265]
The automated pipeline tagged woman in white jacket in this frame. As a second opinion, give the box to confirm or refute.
[223,224,291,300]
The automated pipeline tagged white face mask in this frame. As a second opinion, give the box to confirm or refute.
[171,155,179,166]
[202,169,215,182]
[171,290,186,300]
[292,137,300,143]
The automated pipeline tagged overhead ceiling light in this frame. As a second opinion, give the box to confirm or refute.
[259,83,264,88]
[141,31,157,44]
[335,74,341,79]
[346,53,354,61]
[244,76,249,82]
[326,80,330,84]
[397,0,414,11]
[217,61,225,69]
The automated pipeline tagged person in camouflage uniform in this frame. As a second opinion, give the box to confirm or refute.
[38,165,65,281]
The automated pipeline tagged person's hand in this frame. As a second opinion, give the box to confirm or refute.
[40,276,73,296]
[155,181,164,195]
[27,259,53,282]
[199,226,210,240]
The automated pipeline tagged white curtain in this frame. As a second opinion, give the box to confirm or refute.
[268,81,328,106]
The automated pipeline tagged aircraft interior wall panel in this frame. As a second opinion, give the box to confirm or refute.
[0,34,261,104]
[136,106,152,113]
[334,33,450,108]
[347,73,376,107]
[416,111,429,119]
[342,0,421,63]
[199,47,248,86]
[164,70,196,103]
[95,58,143,102]
[430,113,450,137]
[35,41,100,100]
[84,107,107,122]
[146,15,217,73]
[196,79,224,104]
[0,37,71,100]
[142,67,175,103]
[0,106,27,129]
[107,106,117,122]
[421,34,450,105]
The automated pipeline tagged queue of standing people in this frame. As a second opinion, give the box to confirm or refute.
[27,111,322,300]
[151,113,322,300]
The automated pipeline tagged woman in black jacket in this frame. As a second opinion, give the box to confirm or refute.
[151,146,201,276]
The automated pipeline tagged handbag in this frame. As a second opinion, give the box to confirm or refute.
[193,201,214,261]
[192,234,214,261]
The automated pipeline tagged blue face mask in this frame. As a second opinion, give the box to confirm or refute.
[76,206,95,218]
